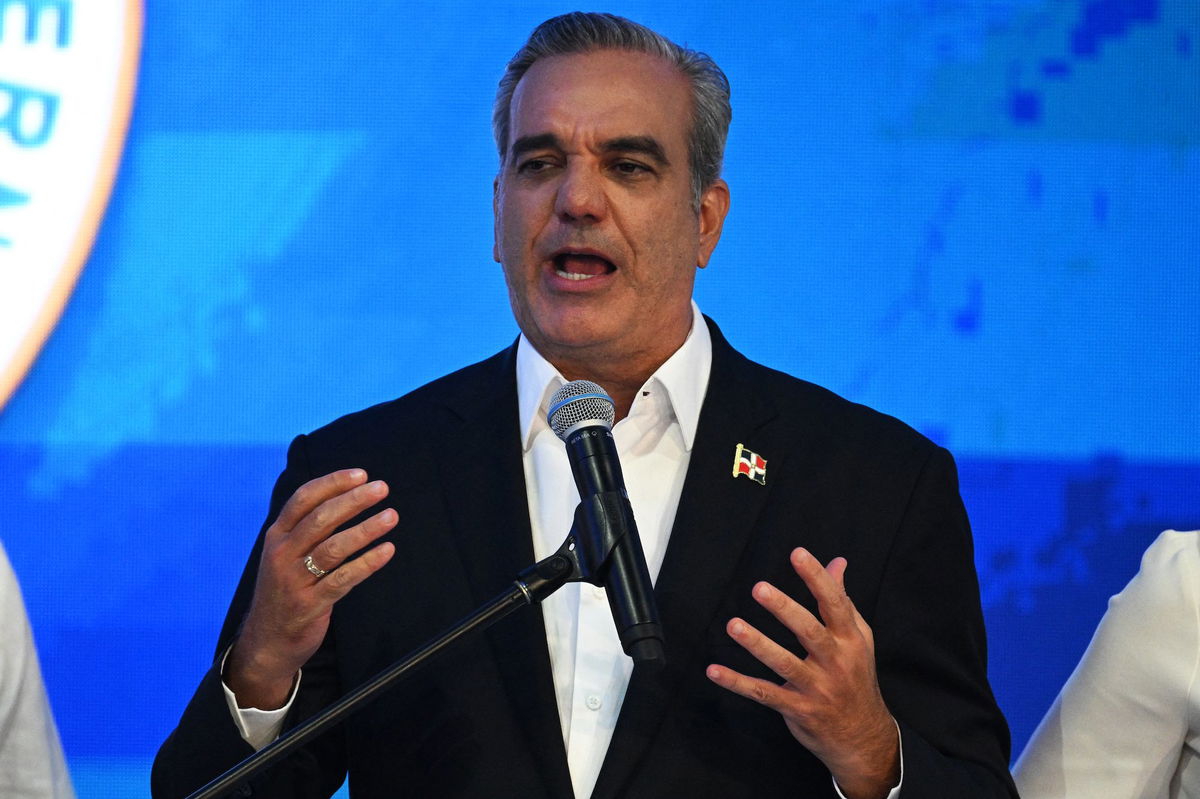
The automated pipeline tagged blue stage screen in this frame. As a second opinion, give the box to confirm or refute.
[1,1,1196,795]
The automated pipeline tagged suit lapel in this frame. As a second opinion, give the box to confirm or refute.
[592,322,781,797]
[436,345,574,798]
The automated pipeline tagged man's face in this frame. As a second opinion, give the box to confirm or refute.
[493,49,727,375]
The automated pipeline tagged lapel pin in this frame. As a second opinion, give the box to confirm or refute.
[732,443,767,485]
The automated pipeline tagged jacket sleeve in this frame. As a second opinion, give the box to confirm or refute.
[870,446,1019,798]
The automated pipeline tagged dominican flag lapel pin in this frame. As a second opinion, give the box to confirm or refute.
[732,443,767,485]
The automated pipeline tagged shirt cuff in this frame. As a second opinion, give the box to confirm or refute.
[831,719,904,799]
[218,646,302,751]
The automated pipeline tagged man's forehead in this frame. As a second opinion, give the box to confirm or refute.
[507,49,691,146]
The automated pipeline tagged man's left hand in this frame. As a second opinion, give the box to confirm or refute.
[706,547,900,799]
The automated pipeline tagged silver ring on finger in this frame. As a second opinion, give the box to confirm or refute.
[303,554,329,579]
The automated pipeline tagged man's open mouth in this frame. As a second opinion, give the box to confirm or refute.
[553,252,616,281]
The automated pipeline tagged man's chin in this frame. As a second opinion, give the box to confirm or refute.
[531,327,619,356]
[521,316,626,361]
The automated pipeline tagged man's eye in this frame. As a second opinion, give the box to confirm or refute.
[518,158,553,174]
[613,161,650,176]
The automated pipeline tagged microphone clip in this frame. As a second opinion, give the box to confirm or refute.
[517,494,666,666]
[513,496,625,604]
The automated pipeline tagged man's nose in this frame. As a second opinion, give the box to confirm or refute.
[554,164,607,223]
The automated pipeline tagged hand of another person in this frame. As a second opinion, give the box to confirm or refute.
[707,547,899,799]
[226,469,397,710]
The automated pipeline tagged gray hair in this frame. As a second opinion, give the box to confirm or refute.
[493,12,732,210]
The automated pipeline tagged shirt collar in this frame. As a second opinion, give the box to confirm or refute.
[516,301,712,453]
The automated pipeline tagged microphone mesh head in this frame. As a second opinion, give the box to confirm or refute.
[548,380,615,440]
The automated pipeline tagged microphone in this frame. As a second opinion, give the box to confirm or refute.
[548,380,666,667]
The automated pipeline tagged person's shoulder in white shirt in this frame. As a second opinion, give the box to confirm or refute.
[1015,529,1200,799]
[0,541,76,799]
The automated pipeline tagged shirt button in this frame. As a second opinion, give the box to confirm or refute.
[591,585,606,600]
[585,694,603,711]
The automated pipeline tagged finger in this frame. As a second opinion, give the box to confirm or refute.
[825,555,847,586]
[290,479,390,555]
[706,662,797,716]
[725,616,814,686]
[826,556,873,642]
[308,507,398,574]
[750,582,836,661]
[316,540,396,602]
[791,548,858,635]
[274,469,368,532]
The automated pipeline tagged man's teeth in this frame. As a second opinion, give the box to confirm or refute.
[555,268,600,281]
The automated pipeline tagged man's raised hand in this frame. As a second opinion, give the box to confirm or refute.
[706,547,900,799]
[226,469,397,710]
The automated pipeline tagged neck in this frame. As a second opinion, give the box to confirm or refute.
[556,365,646,422]
[546,330,691,422]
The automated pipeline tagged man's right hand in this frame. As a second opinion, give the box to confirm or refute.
[225,468,397,710]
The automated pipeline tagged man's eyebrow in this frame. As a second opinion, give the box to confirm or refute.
[508,134,671,167]
[509,133,561,161]
[601,136,670,166]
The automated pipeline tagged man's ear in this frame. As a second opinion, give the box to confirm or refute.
[696,179,730,268]
[492,176,501,263]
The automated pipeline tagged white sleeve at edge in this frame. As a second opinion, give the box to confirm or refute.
[218,647,302,751]
[1014,529,1200,798]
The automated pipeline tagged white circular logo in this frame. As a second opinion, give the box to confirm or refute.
[0,0,141,411]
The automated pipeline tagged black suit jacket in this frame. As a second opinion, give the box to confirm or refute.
[153,321,1017,798]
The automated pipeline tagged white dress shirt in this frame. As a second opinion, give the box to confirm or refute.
[1015,529,1200,799]
[515,302,711,799]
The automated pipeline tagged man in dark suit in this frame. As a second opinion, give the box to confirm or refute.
[154,12,1017,798]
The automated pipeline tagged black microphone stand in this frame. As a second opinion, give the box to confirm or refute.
[186,515,624,799]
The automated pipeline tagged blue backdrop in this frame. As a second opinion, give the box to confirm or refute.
[1,1,1197,795]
